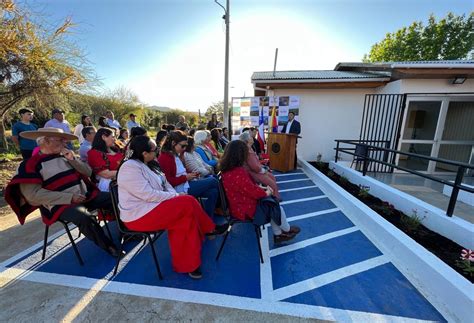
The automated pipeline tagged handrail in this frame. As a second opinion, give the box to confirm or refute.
[334,139,474,217]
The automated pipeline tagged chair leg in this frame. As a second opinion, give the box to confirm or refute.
[148,235,163,280]
[62,222,84,266]
[42,225,49,260]
[113,238,124,277]
[103,220,112,239]
[215,226,232,261]
[255,226,264,264]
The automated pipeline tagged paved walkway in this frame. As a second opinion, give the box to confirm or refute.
[0,169,446,322]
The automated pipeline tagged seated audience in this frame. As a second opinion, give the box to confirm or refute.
[79,126,96,162]
[194,130,218,168]
[118,128,129,143]
[239,132,280,200]
[219,140,300,243]
[117,136,227,279]
[74,114,93,144]
[5,128,121,257]
[183,136,214,177]
[219,127,229,148]
[87,128,124,192]
[210,128,224,156]
[158,131,219,217]
[155,130,168,149]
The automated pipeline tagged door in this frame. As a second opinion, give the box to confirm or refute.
[397,96,474,174]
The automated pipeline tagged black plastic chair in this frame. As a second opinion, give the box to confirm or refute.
[351,143,369,171]
[215,172,264,264]
[109,180,165,279]
[42,220,84,265]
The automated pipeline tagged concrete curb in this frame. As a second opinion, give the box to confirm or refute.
[299,159,473,323]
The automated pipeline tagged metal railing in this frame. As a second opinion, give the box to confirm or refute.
[334,139,474,217]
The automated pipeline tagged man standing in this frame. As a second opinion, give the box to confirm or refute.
[105,110,121,129]
[175,115,189,131]
[44,108,71,133]
[281,112,301,168]
[12,108,38,160]
[126,113,140,130]
[5,128,121,257]
[79,126,96,162]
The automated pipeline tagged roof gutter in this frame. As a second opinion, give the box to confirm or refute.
[252,77,390,84]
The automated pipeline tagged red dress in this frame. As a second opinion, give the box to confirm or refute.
[221,167,267,221]
[87,149,123,175]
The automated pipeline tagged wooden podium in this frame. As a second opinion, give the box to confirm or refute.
[267,133,298,172]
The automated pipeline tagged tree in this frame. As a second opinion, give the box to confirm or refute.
[0,1,95,148]
[204,101,224,120]
[363,12,473,62]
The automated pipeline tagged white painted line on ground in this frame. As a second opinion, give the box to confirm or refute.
[269,227,359,258]
[0,266,434,323]
[259,227,273,300]
[274,172,305,177]
[279,185,318,193]
[276,178,312,184]
[280,195,327,205]
[286,208,340,222]
[270,255,390,301]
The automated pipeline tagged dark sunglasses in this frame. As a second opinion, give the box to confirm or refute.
[177,143,188,148]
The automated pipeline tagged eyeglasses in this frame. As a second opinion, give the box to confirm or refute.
[177,143,188,148]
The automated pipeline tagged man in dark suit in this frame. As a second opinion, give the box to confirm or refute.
[281,112,301,168]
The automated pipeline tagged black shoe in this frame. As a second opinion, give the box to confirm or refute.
[206,223,229,239]
[273,231,296,244]
[106,246,126,258]
[188,267,203,279]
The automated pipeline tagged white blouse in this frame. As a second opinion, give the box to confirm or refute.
[117,159,177,222]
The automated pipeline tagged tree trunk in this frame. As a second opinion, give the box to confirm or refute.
[0,116,8,150]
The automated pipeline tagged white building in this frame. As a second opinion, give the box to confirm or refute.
[251,60,474,175]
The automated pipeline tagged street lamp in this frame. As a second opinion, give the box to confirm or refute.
[214,0,230,131]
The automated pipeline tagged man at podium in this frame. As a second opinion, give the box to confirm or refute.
[281,112,301,167]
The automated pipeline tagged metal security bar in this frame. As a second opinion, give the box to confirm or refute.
[359,94,406,173]
[334,139,474,217]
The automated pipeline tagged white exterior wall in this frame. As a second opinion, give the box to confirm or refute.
[274,88,375,162]
[400,78,474,94]
[271,78,473,162]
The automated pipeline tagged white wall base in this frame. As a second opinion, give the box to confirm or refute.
[300,158,474,323]
[329,161,474,250]
[443,182,474,207]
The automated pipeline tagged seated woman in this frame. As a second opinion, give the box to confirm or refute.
[117,136,227,279]
[219,127,229,149]
[209,128,224,157]
[87,127,124,192]
[183,136,214,177]
[194,130,218,168]
[239,131,281,200]
[219,140,300,244]
[158,130,219,217]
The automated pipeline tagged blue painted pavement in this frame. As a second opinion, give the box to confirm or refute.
[1,168,446,322]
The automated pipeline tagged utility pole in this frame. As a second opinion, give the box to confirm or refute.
[215,0,230,130]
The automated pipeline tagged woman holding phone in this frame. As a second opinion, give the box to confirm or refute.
[158,130,219,217]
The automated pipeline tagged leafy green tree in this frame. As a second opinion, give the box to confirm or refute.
[0,0,95,148]
[363,12,473,62]
[204,101,224,121]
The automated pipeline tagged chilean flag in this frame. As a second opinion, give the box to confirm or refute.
[257,106,265,152]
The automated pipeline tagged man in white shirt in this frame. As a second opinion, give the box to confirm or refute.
[44,108,71,134]
[281,112,301,169]
[126,113,140,130]
[105,110,121,129]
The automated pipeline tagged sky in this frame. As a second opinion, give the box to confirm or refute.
[33,0,473,112]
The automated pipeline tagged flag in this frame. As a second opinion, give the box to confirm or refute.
[270,107,278,132]
[257,106,265,152]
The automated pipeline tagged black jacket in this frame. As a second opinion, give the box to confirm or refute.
[281,119,301,135]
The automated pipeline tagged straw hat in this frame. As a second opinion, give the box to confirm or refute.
[19,127,78,141]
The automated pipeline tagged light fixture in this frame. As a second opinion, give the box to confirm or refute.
[452,76,466,85]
